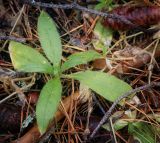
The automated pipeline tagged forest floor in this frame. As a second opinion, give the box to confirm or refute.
[0,0,160,143]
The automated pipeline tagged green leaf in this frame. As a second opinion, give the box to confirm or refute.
[92,21,113,53]
[38,11,62,69]
[61,50,102,72]
[128,122,155,143]
[103,110,137,131]
[9,41,54,73]
[103,119,128,131]
[36,76,62,134]
[95,0,114,10]
[68,70,132,103]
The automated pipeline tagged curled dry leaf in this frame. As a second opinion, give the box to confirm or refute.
[103,5,160,31]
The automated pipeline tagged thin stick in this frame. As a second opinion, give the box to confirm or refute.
[0,91,17,104]
[89,82,160,139]
[0,36,26,42]
[23,0,135,27]
[2,5,25,50]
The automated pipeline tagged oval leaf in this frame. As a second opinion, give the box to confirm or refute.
[38,11,62,68]
[92,21,113,51]
[36,76,62,134]
[9,41,53,73]
[128,122,155,143]
[69,70,132,103]
[61,50,102,72]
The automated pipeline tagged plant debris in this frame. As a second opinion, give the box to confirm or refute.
[0,0,160,143]
[103,5,160,31]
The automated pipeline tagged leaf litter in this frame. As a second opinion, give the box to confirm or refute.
[0,0,160,143]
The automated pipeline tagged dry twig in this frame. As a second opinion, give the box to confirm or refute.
[22,0,136,28]
[89,82,160,139]
[0,36,26,42]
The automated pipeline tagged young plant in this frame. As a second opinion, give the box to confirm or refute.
[9,11,132,134]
